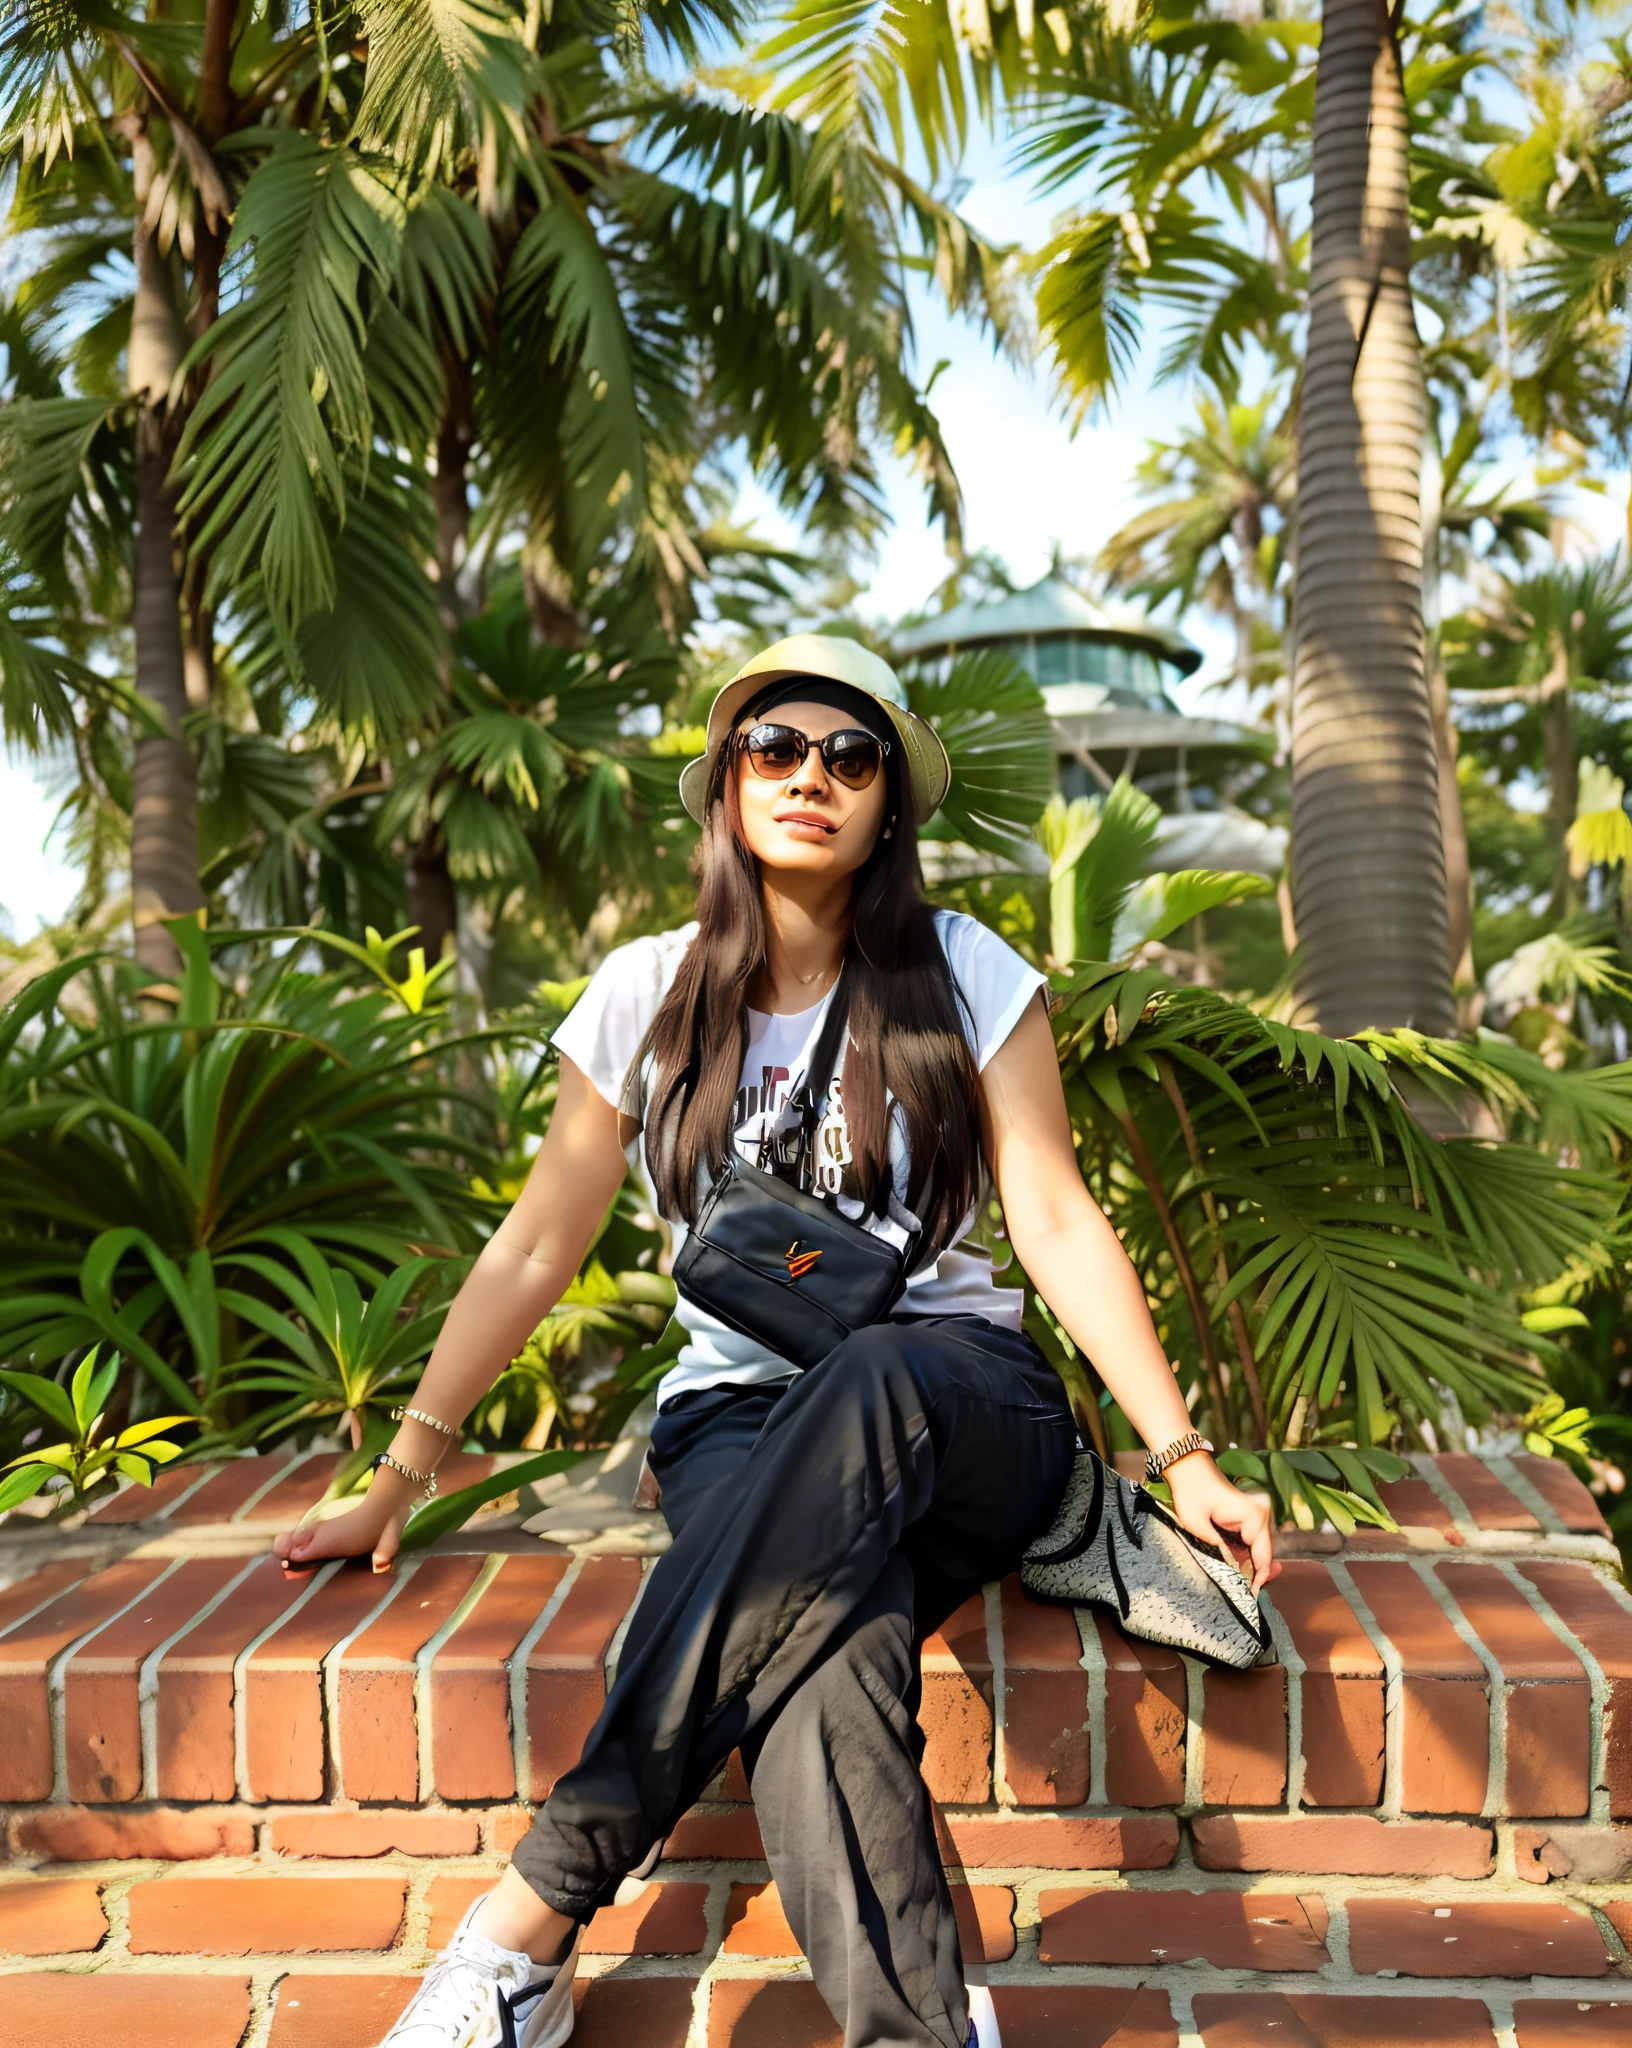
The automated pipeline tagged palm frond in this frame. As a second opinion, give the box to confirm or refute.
[174,133,408,632]
[229,457,446,749]
[351,0,531,172]
[908,648,1054,859]
[488,183,650,569]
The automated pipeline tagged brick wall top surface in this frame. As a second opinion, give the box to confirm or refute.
[3,1452,1629,2037]
[4,1445,1602,1548]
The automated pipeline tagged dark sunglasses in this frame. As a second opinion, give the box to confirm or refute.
[738,721,890,792]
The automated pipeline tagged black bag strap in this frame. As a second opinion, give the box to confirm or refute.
[772,970,852,1193]
[789,970,852,1125]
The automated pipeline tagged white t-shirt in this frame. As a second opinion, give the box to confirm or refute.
[551,910,1047,1406]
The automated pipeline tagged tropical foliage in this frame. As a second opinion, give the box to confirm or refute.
[1014,782,1631,1533]
[3,0,1632,1549]
[0,916,500,1439]
[0,1346,194,1514]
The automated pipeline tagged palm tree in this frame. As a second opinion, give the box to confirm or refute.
[1446,554,1632,919]
[1098,383,1294,710]
[0,4,243,976]
[2,1,1018,976]
[1286,0,1454,1034]
[1009,0,1455,1026]
[1420,421,1555,986]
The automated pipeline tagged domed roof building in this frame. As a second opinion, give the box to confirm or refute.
[894,574,1286,876]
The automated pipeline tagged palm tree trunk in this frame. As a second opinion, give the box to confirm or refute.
[1542,641,1576,920]
[126,118,204,982]
[1428,656,1473,988]
[1420,443,1474,992]
[1289,0,1455,1036]
[406,391,474,967]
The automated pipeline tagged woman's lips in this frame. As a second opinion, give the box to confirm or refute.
[776,812,836,835]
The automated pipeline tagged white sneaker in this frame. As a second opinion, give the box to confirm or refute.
[379,1900,580,2048]
[966,1983,1001,2048]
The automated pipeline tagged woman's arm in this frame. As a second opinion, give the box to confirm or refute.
[979,997,1279,1592]
[273,1057,632,1573]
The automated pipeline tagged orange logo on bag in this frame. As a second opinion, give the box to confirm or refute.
[785,1240,823,1281]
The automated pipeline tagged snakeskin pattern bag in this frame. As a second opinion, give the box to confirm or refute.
[1020,1445,1272,1671]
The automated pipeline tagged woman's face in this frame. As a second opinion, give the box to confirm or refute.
[731,696,892,882]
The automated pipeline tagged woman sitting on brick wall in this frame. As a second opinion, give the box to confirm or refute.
[274,636,1277,2048]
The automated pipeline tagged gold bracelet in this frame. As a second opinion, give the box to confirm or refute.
[372,1452,438,1498]
[391,1405,459,1439]
[1145,1430,1213,1483]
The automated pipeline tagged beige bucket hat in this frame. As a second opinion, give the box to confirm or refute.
[678,634,952,827]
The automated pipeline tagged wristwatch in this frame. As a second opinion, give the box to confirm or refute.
[1145,1430,1213,1483]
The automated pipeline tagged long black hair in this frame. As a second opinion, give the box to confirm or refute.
[638,684,983,1252]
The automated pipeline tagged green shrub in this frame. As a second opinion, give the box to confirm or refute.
[0,919,502,1442]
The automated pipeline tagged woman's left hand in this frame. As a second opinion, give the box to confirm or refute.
[1166,1453,1280,1594]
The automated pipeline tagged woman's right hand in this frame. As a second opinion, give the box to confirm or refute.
[271,1468,417,1577]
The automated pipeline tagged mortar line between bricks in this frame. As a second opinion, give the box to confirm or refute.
[1261,1590,1306,1814]
[1322,1892,1353,1979]
[603,1555,652,1691]
[1073,1605,1109,1812]
[1412,1556,1507,1820]
[657,1858,1593,1902]
[984,1580,1011,1808]
[226,1447,309,1523]
[1484,1454,1567,1537]
[321,1558,426,1805]
[104,1462,221,1526]
[1327,1557,1404,1821]
[697,1868,730,1965]
[243,1962,291,2048]
[509,1552,583,1802]
[7,1956,1624,2004]
[398,1846,446,1965]
[1494,1557,1611,1825]
[46,1554,192,1804]
[689,1969,712,2048]
[1180,1654,1207,1812]
[1167,1982,1199,2048]
[232,1560,342,1803]
[415,1553,505,1802]
[1485,1985,1518,2044]
[138,1553,268,1802]
[1409,1450,1479,1535]
[84,1855,146,1970]
[1594,1898,1632,1965]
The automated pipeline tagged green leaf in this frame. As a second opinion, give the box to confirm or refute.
[1520,1306,1590,1333]
[176,134,407,632]
[1216,1447,1267,1483]
[69,1348,99,1435]
[396,1449,587,1552]
[908,649,1055,859]
[0,1462,54,1513]
[113,1417,197,1451]
[0,1368,78,1437]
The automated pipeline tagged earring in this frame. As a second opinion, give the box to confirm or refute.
[883,819,895,840]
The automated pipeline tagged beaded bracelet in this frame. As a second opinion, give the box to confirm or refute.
[391,1404,459,1438]
[372,1451,438,1498]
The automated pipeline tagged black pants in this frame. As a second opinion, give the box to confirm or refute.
[511,1315,1076,2048]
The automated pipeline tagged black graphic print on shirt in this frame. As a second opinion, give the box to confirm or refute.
[732,1065,853,1196]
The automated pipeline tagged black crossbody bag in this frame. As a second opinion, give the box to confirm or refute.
[670,976,921,1371]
